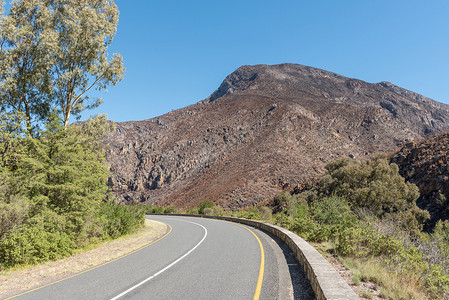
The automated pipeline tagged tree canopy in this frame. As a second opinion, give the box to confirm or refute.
[0,0,124,134]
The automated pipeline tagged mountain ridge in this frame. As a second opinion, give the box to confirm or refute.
[104,63,449,208]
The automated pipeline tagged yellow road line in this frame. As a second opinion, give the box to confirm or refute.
[5,223,173,300]
[221,220,265,300]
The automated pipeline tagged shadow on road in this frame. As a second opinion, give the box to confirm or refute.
[263,230,316,300]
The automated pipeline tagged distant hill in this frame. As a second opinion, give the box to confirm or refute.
[104,63,449,209]
[392,132,449,229]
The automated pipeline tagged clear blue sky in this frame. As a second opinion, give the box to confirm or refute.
[59,1,449,122]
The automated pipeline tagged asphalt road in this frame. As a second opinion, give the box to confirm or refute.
[9,215,315,300]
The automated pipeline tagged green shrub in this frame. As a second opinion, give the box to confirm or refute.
[236,207,261,220]
[0,225,75,267]
[144,205,156,214]
[259,206,272,220]
[0,211,76,267]
[152,206,165,214]
[164,206,176,214]
[0,114,147,269]
[274,191,296,211]
[311,196,354,226]
[317,155,427,228]
[198,200,214,214]
[212,205,224,215]
[99,202,145,239]
[203,208,214,216]
[187,207,199,215]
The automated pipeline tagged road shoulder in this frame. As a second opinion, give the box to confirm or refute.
[0,219,167,299]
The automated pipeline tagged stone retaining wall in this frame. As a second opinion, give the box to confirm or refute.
[150,214,359,300]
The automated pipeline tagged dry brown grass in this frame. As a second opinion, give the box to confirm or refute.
[0,219,167,299]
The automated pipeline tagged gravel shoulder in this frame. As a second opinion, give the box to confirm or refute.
[0,219,167,299]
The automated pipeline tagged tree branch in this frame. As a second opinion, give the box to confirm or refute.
[72,73,104,107]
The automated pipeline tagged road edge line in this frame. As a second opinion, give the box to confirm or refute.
[225,221,265,300]
[109,218,208,300]
[5,222,172,300]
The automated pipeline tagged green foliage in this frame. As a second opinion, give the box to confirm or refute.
[187,207,199,215]
[153,206,165,214]
[164,206,176,214]
[0,0,125,130]
[273,191,296,211]
[334,222,402,257]
[269,155,448,298]
[26,117,108,213]
[98,201,145,239]
[144,205,166,214]
[259,206,272,220]
[311,196,354,226]
[198,200,214,214]
[316,155,428,231]
[203,207,213,216]
[212,205,224,216]
[0,195,29,240]
[0,210,76,267]
[287,197,356,243]
[0,114,143,269]
[235,207,262,220]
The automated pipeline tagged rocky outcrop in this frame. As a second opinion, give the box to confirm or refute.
[392,132,449,229]
[104,63,449,208]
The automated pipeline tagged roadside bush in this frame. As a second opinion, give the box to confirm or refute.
[203,207,214,216]
[236,207,261,220]
[311,196,354,226]
[98,201,145,239]
[144,205,155,214]
[187,207,199,215]
[212,205,224,215]
[0,196,30,240]
[274,191,296,211]
[164,206,176,214]
[0,226,75,267]
[151,206,165,214]
[198,200,214,214]
[0,114,147,269]
[259,206,272,220]
[317,155,427,229]
[0,211,76,267]
[175,207,187,214]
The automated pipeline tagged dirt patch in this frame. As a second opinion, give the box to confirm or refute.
[0,219,167,299]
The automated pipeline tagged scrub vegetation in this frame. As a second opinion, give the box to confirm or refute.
[0,0,143,270]
[0,114,145,269]
[149,155,449,299]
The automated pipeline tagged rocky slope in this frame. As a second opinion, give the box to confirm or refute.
[104,63,449,208]
[392,132,449,229]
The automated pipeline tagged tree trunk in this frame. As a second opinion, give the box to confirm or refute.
[64,108,71,128]
[24,100,33,136]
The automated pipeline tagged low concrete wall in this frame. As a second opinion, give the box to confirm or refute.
[150,214,359,300]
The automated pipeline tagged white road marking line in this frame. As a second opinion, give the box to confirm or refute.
[110,218,208,300]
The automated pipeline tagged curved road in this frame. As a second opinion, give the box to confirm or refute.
[8,215,314,300]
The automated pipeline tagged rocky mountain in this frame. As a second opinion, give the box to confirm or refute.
[104,63,449,209]
[392,132,449,229]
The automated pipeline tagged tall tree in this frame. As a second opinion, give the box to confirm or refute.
[0,0,124,131]
[0,0,55,135]
[50,0,124,127]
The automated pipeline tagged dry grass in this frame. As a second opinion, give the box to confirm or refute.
[311,241,432,299]
[0,219,167,299]
[340,256,428,300]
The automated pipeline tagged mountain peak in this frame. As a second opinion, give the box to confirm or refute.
[207,63,348,102]
[105,64,449,208]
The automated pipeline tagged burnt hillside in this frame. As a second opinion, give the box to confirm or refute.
[104,63,449,208]
[392,132,449,229]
